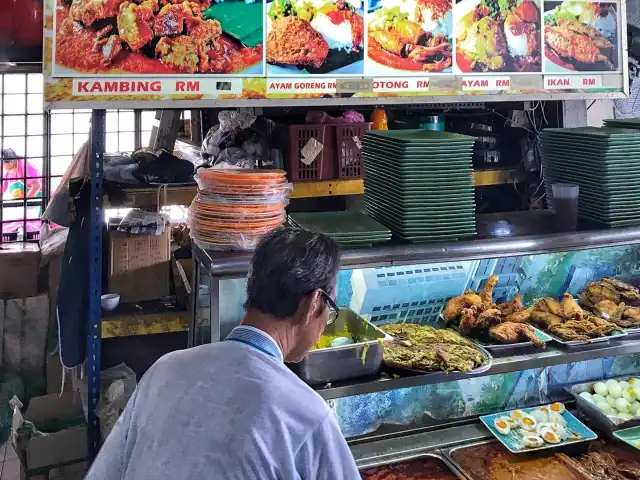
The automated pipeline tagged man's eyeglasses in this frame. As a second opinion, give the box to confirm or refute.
[319,290,340,325]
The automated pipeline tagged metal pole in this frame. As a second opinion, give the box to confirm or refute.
[88,110,105,460]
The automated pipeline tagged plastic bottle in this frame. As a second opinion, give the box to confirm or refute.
[371,108,388,130]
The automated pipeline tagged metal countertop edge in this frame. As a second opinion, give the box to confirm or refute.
[314,339,640,400]
[193,225,640,277]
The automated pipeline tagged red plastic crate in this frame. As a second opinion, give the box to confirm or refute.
[335,123,371,179]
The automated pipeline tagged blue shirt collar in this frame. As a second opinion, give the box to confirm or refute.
[225,325,284,362]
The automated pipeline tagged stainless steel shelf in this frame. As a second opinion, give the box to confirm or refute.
[314,339,640,400]
[193,211,640,277]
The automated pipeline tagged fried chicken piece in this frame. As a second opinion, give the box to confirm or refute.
[548,322,592,341]
[561,292,584,319]
[622,305,640,326]
[530,310,564,329]
[480,274,499,303]
[70,0,127,27]
[592,299,619,319]
[442,291,483,322]
[584,314,619,335]
[117,0,155,51]
[489,322,545,348]
[498,295,525,316]
[459,307,502,339]
[267,16,329,69]
[602,277,640,303]
[92,34,123,66]
[503,305,534,323]
[155,36,203,73]
[532,297,571,318]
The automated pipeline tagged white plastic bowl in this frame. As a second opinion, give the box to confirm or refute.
[101,294,121,311]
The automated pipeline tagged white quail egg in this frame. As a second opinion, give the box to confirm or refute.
[615,412,634,421]
[548,412,567,426]
[622,388,638,403]
[629,401,640,413]
[540,427,562,444]
[593,381,609,396]
[606,395,618,408]
[619,381,630,390]
[530,408,550,424]
[523,435,545,448]
[608,382,623,399]
[629,377,640,389]
[579,392,594,403]
[615,398,631,413]
[518,413,537,431]
[595,400,610,412]
[510,409,526,421]
[494,417,511,435]
[592,394,607,404]
[549,402,566,415]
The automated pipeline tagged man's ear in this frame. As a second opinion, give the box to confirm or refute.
[295,290,322,325]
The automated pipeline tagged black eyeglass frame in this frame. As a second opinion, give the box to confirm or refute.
[319,289,339,325]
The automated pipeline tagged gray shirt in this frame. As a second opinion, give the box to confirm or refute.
[86,329,359,480]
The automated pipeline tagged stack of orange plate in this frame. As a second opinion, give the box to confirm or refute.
[189,169,292,250]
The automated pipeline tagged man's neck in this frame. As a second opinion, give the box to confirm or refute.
[240,310,292,359]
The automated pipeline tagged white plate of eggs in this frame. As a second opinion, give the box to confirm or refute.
[480,402,598,453]
[568,377,640,428]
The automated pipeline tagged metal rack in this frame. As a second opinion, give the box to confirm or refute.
[87,110,106,458]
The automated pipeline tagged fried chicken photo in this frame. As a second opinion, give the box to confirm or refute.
[489,322,545,348]
[267,16,329,68]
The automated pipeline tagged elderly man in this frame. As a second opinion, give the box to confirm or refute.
[86,227,359,479]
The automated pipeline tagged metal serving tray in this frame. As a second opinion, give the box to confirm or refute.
[384,341,494,377]
[530,324,628,347]
[441,439,594,480]
[440,315,552,353]
[289,308,392,385]
[359,452,467,479]
[565,374,640,435]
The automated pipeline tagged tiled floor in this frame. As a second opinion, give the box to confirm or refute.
[0,441,20,480]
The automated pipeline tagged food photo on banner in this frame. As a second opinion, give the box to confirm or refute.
[543,0,619,73]
[266,0,365,75]
[454,0,542,73]
[52,0,264,76]
[366,0,453,74]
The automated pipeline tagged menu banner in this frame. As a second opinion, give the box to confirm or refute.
[544,75,603,90]
[72,78,243,96]
[461,77,511,91]
[42,0,627,104]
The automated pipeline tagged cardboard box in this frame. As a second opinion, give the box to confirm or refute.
[0,244,41,299]
[108,229,171,303]
[11,393,87,477]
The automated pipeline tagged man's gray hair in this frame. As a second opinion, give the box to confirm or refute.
[245,227,341,319]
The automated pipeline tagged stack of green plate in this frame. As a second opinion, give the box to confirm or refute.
[603,118,640,129]
[362,129,476,242]
[540,127,640,227]
[288,211,391,248]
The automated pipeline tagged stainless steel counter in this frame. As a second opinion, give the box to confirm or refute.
[314,338,640,400]
[193,211,640,278]
[351,422,491,469]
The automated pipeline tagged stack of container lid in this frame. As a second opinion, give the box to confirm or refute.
[288,211,391,248]
[540,127,640,227]
[362,130,477,242]
[188,169,292,250]
[603,118,640,129]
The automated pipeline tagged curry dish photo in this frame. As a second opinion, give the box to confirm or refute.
[454,0,541,73]
[54,0,263,75]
